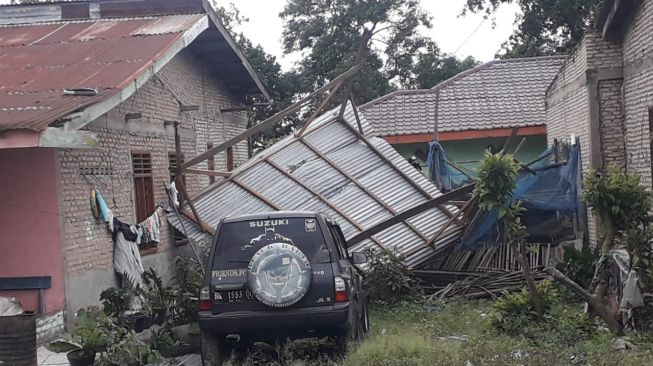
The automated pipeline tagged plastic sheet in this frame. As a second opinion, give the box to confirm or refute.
[437,143,583,249]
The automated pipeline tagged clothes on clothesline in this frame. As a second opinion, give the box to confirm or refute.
[92,188,163,287]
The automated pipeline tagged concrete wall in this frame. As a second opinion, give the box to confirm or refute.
[57,48,249,322]
[0,148,65,314]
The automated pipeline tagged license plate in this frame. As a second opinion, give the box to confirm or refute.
[214,289,254,303]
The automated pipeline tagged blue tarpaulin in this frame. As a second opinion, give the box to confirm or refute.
[428,142,582,248]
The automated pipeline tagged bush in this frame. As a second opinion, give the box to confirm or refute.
[170,256,204,325]
[363,248,422,305]
[490,280,559,335]
[557,246,598,291]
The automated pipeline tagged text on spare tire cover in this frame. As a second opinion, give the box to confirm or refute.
[247,242,312,308]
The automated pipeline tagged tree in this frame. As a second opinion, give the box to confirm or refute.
[280,0,478,105]
[475,151,544,320]
[547,166,653,335]
[410,51,478,89]
[213,3,303,151]
[463,0,601,58]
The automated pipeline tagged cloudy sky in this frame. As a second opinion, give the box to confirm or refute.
[233,0,521,70]
[0,0,521,70]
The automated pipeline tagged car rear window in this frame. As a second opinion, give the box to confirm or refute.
[214,217,329,264]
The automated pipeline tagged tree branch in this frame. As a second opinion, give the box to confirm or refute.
[545,267,623,335]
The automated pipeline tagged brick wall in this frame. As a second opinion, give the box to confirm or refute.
[622,0,653,188]
[57,48,249,276]
[598,79,627,169]
[545,36,596,244]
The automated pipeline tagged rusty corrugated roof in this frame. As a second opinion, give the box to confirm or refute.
[0,14,204,132]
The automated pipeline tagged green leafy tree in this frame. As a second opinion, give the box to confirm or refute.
[464,0,601,58]
[213,3,303,150]
[583,167,653,293]
[475,151,544,320]
[547,166,653,335]
[280,0,478,105]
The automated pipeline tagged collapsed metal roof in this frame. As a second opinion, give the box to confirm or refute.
[168,104,462,268]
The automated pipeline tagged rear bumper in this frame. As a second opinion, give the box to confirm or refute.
[199,302,350,340]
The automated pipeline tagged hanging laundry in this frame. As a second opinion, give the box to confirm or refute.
[113,231,144,287]
[140,210,161,243]
[169,181,179,207]
[112,217,138,242]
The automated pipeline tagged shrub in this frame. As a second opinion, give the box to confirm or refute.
[96,331,164,366]
[557,246,598,291]
[363,248,422,305]
[170,256,204,325]
[490,280,559,335]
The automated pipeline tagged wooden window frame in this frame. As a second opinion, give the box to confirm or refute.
[132,151,156,254]
[169,152,186,203]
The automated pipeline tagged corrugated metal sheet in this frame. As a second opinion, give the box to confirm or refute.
[168,105,463,269]
[0,14,205,132]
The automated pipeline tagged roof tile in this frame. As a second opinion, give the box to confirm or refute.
[360,56,566,137]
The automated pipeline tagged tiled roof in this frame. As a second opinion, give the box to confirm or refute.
[360,56,567,137]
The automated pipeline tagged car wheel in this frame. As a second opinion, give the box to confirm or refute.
[201,331,231,366]
[335,326,354,356]
[336,308,360,355]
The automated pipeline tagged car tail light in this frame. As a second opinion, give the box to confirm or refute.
[199,286,211,311]
[334,276,348,302]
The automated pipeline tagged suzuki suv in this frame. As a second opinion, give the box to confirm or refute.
[199,212,369,365]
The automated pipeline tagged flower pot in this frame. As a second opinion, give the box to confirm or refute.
[126,313,148,333]
[67,350,95,366]
[152,307,167,325]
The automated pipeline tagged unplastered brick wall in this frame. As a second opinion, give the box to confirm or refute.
[58,48,250,275]
[598,79,626,169]
[545,38,597,244]
[622,0,653,188]
[584,32,623,70]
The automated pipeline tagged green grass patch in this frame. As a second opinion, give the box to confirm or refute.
[235,299,653,365]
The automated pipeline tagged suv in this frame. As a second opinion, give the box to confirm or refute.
[199,212,369,365]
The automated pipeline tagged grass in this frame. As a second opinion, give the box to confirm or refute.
[231,299,653,366]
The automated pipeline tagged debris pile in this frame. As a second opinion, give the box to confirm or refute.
[420,269,549,300]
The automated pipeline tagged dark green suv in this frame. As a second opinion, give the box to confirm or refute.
[199,211,369,365]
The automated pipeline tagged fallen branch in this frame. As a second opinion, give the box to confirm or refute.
[545,267,622,335]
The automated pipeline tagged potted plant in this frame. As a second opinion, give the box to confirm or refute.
[96,331,164,366]
[100,275,152,332]
[47,309,111,366]
[139,268,171,325]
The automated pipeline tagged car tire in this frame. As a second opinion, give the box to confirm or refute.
[336,307,361,355]
[201,331,231,366]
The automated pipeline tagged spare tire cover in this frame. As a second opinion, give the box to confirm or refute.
[247,243,312,308]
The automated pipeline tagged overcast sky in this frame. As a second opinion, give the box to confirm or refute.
[0,0,521,70]
[233,0,521,71]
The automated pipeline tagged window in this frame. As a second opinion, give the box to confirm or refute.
[132,152,154,223]
[169,152,185,203]
[329,224,349,260]
[207,143,215,184]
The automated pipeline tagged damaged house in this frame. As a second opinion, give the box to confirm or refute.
[0,0,268,340]
[545,0,653,244]
[359,56,566,173]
